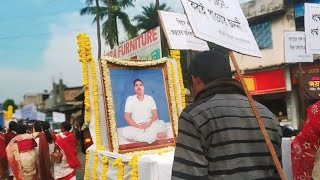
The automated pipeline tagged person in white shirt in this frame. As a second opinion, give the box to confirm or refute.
[122,79,167,144]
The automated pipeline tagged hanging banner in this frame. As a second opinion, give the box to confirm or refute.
[305,3,320,54]
[303,68,320,99]
[158,10,209,51]
[284,31,313,63]
[180,0,261,57]
[106,27,162,60]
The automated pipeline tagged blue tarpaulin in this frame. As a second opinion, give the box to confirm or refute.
[295,0,320,18]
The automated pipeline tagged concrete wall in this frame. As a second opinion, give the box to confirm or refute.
[241,0,285,20]
[231,8,296,71]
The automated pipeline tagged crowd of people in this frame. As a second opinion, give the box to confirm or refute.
[0,121,80,180]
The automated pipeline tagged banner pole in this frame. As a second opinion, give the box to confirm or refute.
[229,51,286,180]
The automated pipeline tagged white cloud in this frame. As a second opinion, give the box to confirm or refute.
[0,2,183,103]
[0,12,107,103]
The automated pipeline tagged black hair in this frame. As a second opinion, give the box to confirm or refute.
[189,50,232,84]
[133,79,143,86]
[34,121,42,132]
[42,121,53,143]
[9,121,18,132]
[16,124,27,134]
[61,121,72,131]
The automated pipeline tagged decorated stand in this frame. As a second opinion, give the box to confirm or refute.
[77,33,186,179]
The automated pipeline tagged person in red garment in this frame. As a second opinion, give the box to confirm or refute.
[5,121,17,145]
[33,121,54,180]
[6,124,37,180]
[291,100,320,180]
[53,121,80,180]
[0,125,8,180]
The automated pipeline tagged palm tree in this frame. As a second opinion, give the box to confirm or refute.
[84,0,102,59]
[133,3,171,33]
[80,0,137,49]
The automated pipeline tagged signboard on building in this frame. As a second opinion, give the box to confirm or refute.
[53,112,66,123]
[284,31,313,63]
[235,69,287,95]
[106,27,162,60]
[158,10,209,51]
[305,3,320,54]
[180,0,261,57]
[303,68,320,99]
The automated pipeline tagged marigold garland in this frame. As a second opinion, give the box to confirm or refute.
[170,50,186,109]
[84,149,90,180]
[77,33,90,123]
[112,157,125,180]
[101,156,109,180]
[77,33,103,149]
[92,151,99,180]
[166,61,179,135]
[128,155,139,180]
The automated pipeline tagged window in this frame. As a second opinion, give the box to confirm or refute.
[250,21,273,49]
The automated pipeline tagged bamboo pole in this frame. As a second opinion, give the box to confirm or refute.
[229,51,286,180]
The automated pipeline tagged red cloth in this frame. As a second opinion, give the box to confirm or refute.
[36,132,54,180]
[5,131,16,145]
[0,133,6,159]
[17,138,36,152]
[292,100,320,180]
[56,132,80,169]
[56,170,75,180]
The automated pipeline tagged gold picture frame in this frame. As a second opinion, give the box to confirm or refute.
[100,57,179,154]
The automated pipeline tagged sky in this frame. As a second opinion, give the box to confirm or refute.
[0,0,250,104]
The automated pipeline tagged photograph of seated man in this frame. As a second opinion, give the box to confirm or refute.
[122,79,167,144]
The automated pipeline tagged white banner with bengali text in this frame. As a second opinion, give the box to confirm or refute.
[305,3,320,54]
[180,0,261,57]
[158,10,209,51]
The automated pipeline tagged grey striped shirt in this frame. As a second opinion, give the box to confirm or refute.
[172,94,282,180]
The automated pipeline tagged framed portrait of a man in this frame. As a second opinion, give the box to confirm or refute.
[100,58,179,153]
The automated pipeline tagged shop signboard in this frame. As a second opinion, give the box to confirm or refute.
[284,31,313,63]
[302,68,320,99]
[106,27,162,60]
[305,3,320,54]
[235,69,287,95]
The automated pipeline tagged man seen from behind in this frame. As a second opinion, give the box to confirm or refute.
[172,50,282,179]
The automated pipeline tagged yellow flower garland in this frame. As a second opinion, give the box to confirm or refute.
[112,157,125,180]
[84,149,90,180]
[170,50,186,109]
[166,61,179,135]
[92,151,99,180]
[128,155,139,180]
[77,33,103,149]
[77,33,90,123]
[101,156,109,180]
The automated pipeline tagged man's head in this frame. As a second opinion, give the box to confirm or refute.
[9,121,18,132]
[189,50,232,95]
[133,79,144,96]
[61,121,72,132]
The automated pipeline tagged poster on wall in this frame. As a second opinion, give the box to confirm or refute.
[305,3,320,54]
[303,68,320,99]
[158,10,209,51]
[106,27,162,60]
[180,0,261,57]
[284,31,313,63]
